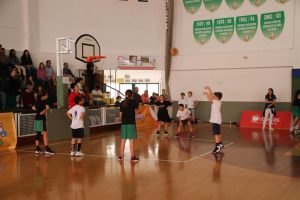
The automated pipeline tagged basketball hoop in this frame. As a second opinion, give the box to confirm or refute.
[85,55,106,63]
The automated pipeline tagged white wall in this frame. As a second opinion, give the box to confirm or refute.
[32,0,166,71]
[170,0,300,102]
[0,0,26,50]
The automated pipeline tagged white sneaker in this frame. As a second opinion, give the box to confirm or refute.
[75,151,85,157]
[70,151,76,156]
[290,127,294,132]
[269,127,274,131]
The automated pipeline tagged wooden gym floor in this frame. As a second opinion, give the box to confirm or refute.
[1,123,300,200]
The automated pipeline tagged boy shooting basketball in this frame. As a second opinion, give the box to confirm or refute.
[203,86,224,154]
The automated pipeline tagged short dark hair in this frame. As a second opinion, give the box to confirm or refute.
[74,96,82,104]
[181,92,185,96]
[116,96,122,100]
[178,104,184,107]
[125,89,133,98]
[214,92,223,100]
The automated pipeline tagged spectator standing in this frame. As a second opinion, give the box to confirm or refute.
[45,60,53,80]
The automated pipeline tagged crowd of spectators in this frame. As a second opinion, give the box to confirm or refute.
[0,44,107,112]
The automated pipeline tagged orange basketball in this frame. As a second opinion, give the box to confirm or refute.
[170,48,178,56]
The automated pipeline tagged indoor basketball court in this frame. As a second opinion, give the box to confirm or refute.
[1,0,300,200]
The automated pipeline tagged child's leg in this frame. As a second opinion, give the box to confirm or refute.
[157,122,162,132]
[164,122,168,133]
[269,112,274,129]
[177,121,182,133]
[77,138,82,152]
[42,131,48,146]
[35,132,41,147]
[188,121,193,133]
[120,139,126,156]
[129,139,134,158]
[262,109,269,129]
[71,138,76,152]
[214,134,222,144]
[291,117,299,129]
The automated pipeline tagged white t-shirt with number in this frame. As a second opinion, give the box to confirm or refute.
[209,100,222,125]
[187,97,196,109]
[67,105,85,129]
[176,109,191,120]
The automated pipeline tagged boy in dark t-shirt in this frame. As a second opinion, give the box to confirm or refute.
[118,89,139,162]
[33,91,55,155]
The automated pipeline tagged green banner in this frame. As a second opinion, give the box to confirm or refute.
[214,17,234,43]
[183,0,202,14]
[193,20,213,44]
[275,0,289,3]
[225,0,244,9]
[236,14,258,42]
[261,11,285,40]
[249,0,266,7]
[203,0,222,12]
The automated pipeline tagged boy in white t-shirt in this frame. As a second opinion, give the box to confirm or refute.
[176,104,194,138]
[203,86,224,154]
[67,96,85,157]
[178,92,188,108]
[187,91,197,123]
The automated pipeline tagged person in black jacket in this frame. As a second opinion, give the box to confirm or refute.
[5,68,21,108]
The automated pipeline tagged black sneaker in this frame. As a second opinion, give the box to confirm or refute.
[118,155,124,161]
[156,131,160,135]
[35,146,42,154]
[45,147,55,155]
[212,145,222,154]
[175,133,180,138]
[131,155,140,162]
[163,131,168,136]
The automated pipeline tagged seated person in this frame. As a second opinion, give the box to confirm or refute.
[63,62,75,83]
[114,96,122,107]
[91,85,106,106]
[22,83,35,109]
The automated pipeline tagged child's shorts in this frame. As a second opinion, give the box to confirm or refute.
[72,128,84,138]
[34,120,47,132]
[178,119,188,126]
[121,124,137,139]
[212,123,221,135]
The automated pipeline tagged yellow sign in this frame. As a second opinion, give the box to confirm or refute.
[0,113,17,152]
[136,105,156,129]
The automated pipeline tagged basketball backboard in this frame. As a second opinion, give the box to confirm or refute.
[75,34,101,63]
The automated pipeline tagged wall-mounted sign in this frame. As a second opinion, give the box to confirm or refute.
[203,0,222,12]
[225,0,244,9]
[275,0,289,4]
[214,17,235,43]
[117,55,156,70]
[249,0,266,7]
[236,14,258,42]
[183,0,202,14]
[193,20,213,44]
[261,11,285,40]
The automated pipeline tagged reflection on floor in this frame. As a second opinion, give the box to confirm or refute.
[1,123,300,200]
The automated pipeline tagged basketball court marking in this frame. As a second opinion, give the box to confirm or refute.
[16,132,118,151]
[185,142,235,163]
[16,139,235,164]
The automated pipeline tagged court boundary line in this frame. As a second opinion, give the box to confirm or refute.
[17,132,118,151]
[185,142,235,163]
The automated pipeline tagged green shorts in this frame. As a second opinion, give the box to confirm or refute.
[33,120,47,132]
[292,106,300,118]
[121,124,137,139]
